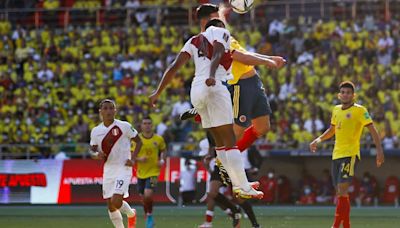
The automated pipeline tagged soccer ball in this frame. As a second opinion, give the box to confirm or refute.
[229,0,254,14]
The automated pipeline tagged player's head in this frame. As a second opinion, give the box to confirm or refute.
[338,81,356,105]
[196,3,219,31]
[205,18,225,30]
[141,116,153,134]
[99,99,116,122]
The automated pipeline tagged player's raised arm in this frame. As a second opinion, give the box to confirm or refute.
[232,50,280,69]
[366,123,385,167]
[149,51,191,107]
[309,124,336,153]
[252,53,287,68]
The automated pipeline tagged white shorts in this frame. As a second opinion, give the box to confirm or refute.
[191,80,233,129]
[103,174,132,199]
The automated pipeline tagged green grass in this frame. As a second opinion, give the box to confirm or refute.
[0,205,399,228]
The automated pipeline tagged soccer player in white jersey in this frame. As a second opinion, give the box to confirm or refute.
[90,99,142,228]
[149,19,263,199]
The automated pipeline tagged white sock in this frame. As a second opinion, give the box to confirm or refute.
[119,201,135,218]
[216,147,240,188]
[108,210,124,228]
[226,147,251,190]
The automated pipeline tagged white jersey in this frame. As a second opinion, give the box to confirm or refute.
[90,119,138,178]
[181,26,233,85]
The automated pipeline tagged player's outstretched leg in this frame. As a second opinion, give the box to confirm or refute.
[214,193,241,228]
[108,210,124,228]
[180,108,199,121]
[210,125,263,199]
[107,196,126,228]
[238,200,260,228]
[119,201,137,228]
[143,189,155,228]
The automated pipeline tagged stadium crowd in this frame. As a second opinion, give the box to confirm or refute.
[1,4,400,156]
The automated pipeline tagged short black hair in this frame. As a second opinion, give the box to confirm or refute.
[196,3,219,20]
[339,81,355,93]
[205,18,225,30]
[142,116,153,123]
[99,99,116,109]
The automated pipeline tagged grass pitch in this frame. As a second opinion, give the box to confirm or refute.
[0,205,399,228]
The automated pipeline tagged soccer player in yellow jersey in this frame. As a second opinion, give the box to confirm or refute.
[310,81,384,228]
[132,116,166,228]
[179,4,286,152]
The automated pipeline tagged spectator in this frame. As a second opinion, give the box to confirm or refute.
[171,94,191,118]
[303,113,324,133]
[316,169,334,203]
[297,185,317,205]
[358,172,379,206]
[37,63,54,81]
[180,159,197,206]
[259,169,278,204]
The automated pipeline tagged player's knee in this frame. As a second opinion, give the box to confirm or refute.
[111,197,123,209]
[337,185,349,196]
[254,122,270,136]
[144,194,153,202]
[207,191,218,199]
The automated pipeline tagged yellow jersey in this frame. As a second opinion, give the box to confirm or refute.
[331,103,373,160]
[134,134,166,179]
[228,37,254,85]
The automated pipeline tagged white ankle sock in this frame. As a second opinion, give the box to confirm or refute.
[119,200,135,218]
[225,147,251,190]
[216,146,240,188]
[108,210,124,228]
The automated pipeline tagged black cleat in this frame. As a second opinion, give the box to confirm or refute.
[179,108,198,121]
[232,206,241,228]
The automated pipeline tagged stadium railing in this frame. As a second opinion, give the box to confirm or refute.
[0,0,395,28]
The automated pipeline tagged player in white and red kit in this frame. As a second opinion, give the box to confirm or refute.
[149,19,263,199]
[90,99,142,228]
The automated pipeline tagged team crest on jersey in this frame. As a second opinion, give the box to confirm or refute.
[346,113,351,119]
[239,115,247,123]
[112,128,119,136]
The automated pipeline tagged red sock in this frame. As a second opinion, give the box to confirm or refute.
[144,199,153,215]
[341,196,351,228]
[147,199,153,215]
[333,196,350,228]
[205,210,214,223]
[236,125,259,152]
[194,114,201,123]
[143,200,148,215]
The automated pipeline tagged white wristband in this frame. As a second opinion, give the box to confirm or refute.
[89,151,99,157]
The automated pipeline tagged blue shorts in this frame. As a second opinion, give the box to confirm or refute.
[331,156,359,187]
[137,176,158,195]
[228,75,272,127]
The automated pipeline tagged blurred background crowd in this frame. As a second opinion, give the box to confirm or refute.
[1,0,399,155]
